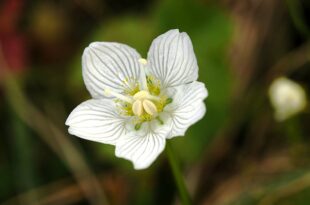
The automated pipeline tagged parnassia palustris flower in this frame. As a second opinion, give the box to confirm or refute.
[66,29,208,169]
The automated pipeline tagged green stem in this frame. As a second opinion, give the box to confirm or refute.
[166,141,192,205]
[10,112,39,204]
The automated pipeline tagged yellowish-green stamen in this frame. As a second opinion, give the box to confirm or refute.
[112,59,172,128]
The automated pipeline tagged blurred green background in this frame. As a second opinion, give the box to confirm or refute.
[1,0,310,204]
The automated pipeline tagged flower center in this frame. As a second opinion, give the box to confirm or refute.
[132,91,158,116]
[103,58,172,126]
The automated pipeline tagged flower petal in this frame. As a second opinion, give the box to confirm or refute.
[65,99,129,145]
[82,42,142,98]
[147,29,198,88]
[164,81,208,139]
[115,121,169,169]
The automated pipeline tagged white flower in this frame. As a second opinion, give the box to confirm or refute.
[66,29,208,169]
[269,77,307,121]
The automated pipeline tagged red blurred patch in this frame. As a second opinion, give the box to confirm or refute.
[0,0,23,33]
[1,34,27,72]
[0,0,27,72]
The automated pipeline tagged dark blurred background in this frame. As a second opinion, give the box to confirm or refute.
[1,0,310,204]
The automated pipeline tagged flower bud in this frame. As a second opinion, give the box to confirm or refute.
[269,77,307,121]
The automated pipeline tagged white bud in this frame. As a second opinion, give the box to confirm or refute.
[269,77,307,121]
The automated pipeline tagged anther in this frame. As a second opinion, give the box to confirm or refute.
[143,99,157,116]
[133,90,160,101]
[138,58,147,65]
[133,90,149,100]
[132,100,143,116]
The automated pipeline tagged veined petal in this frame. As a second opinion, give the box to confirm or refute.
[164,81,208,139]
[147,29,198,88]
[82,42,142,98]
[65,99,129,145]
[115,121,169,169]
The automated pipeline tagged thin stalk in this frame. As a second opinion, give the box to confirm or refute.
[166,141,192,205]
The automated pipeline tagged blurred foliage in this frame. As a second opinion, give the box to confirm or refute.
[230,169,310,205]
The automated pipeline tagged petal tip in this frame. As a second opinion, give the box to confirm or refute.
[65,113,74,126]
[65,118,70,126]
[85,42,103,53]
[133,162,151,170]
[203,85,209,99]
[88,42,100,48]
[67,126,75,135]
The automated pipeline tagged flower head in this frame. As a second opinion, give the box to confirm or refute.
[66,29,208,169]
[269,77,307,121]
